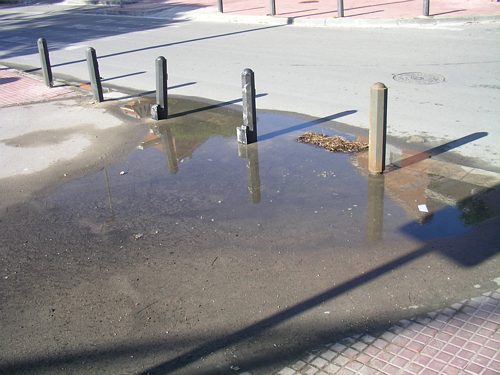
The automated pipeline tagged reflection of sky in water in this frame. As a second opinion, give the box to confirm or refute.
[40,103,497,248]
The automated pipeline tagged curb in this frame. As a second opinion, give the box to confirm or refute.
[190,11,500,27]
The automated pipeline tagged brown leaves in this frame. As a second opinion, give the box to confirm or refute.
[297,132,368,153]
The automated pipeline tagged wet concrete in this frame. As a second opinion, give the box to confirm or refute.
[0,95,499,375]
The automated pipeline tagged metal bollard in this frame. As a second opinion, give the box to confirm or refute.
[37,38,53,88]
[423,0,430,16]
[152,56,168,120]
[269,0,276,16]
[217,0,223,13]
[337,0,344,17]
[368,82,388,174]
[237,68,258,144]
[86,47,103,103]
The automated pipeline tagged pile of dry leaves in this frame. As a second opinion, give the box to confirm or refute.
[297,132,368,153]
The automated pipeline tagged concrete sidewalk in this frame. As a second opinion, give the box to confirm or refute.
[72,0,500,26]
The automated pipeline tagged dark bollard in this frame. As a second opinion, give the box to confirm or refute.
[423,0,430,16]
[337,0,344,17]
[269,0,276,16]
[237,68,258,144]
[238,143,261,204]
[37,38,53,88]
[368,82,388,174]
[86,47,103,103]
[152,56,168,121]
[366,174,385,241]
[217,0,224,13]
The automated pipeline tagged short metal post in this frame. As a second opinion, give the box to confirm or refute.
[217,0,223,13]
[368,82,387,174]
[237,68,257,144]
[337,0,344,17]
[423,0,430,16]
[86,47,103,103]
[269,0,276,16]
[152,56,168,120]
[37,38,53,87]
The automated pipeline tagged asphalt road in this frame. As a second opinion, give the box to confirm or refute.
[1,5,499,171]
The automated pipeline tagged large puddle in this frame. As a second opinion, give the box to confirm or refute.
[1,95,499,375]
[45,95,497,245]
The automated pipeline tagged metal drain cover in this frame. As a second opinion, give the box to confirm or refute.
[393,72,445,85]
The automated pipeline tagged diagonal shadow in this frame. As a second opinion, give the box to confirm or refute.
[100,71,146,82]
[385,132,488,172]
[138,201,499,374]
[168,93,268,119]
[0,187,497,374]
[105,82,197,101]
[25,24,286,73]
[258,110,357,141]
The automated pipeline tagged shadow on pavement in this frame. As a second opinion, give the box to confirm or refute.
[1,183,498,375]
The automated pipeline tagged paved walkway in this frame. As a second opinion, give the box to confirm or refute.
[277,289,500,375]
[0,68,75,107]
[92,0,500,22]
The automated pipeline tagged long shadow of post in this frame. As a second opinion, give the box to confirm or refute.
[385,132,488,172]
[258,110,357,141]
[139,184,499,374]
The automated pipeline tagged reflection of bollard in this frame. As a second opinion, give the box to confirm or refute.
[217,0,223,13]
[366,174,385,242]
[86,47,103,103]
[156,125,179,174]
[337,0,344,17]
[368,82,387,174]
[238,143,261,204]
[152,56,168,120]
[37,38,53,88]
[423,0,430,16]
[269,0,276,16]
[237,68,258,144]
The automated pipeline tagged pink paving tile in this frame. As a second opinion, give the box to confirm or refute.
[434,351,453,363]
[406,341,425,353]
[399,348,417,361]
[405,362,424,374]
[0,70,75,107]
[364,346,380,357]
[450,356,469,369]
[420,368,439,375]
[473,354,492,367]
[356,353,372,364]
[415,354,432,367]
[465,362,484,374]
[427,359,446,372]
[442,343,461,356]
[421,346,439,357]
[464,341,482,352]
[428,339,446,350]
[478,346,497,358]
[389,355,408,368]
[385,343,403,355]
[381,363,400,374]
[442,365,461,375]
[457,349,475,361]
[470,334,489,346]
[345,360,364,372]
[450,336,467,348]
[392,335,410,347]
[342,348,359,359]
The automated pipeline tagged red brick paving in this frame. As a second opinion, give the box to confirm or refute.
[0,69,75,108]
[277,290,500,374]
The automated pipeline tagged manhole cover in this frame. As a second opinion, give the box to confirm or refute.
[393,72,445,85]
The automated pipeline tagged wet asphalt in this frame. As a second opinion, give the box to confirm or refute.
[0,96,499,374]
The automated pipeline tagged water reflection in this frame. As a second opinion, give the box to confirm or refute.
[238,143,261,204]
[366,174,385,242]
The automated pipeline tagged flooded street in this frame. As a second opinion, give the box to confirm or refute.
[1,96,499,375]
